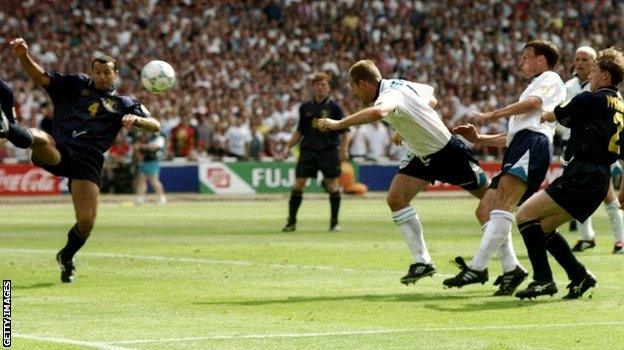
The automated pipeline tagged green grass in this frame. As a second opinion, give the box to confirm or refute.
[2,197,623,349]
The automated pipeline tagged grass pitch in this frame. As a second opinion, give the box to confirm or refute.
[1,196,623,349]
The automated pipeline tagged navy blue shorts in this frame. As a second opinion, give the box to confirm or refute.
[546,161,610,222]
[296,147,341,179]
[397,136,487,191]
[32,140,104,188]
[490,130,551,203]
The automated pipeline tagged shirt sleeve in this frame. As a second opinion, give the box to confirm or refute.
[297,104,305,133]
[374,89,402,116]
[412,83,435,102]
[44,72,86,106]
[553,92,595,128]
[127,99,152,118]
[530,73,564,111]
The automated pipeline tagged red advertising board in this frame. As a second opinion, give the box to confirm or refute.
[0,164,61,195]
[425,161,563,191]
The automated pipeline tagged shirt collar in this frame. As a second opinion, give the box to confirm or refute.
[373,80,382,101]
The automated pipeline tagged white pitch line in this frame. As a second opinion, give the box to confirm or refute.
[105,320,624,345]
[14,333,134,350]
[0,247,406,275]
[4,248,624,288]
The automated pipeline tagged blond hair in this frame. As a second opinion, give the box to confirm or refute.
[348,60,382,83]
[596,47,624,85]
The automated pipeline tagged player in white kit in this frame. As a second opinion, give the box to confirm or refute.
[562,46,624,254]
[444,40,567,295]
[318,60,490,285]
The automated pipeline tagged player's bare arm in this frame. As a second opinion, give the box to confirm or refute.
[10,38,51,87]
[123,114,161,133]
[472,96,542,123]
[452,124,507,147]
[279,130,302,159]
[339,131,349,161]
[318,104,394,131]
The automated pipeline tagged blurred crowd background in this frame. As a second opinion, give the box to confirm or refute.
[0,0,622,166]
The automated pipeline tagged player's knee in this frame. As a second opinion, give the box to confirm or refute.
[29,129,53,147]
[386,193,407,212]
[76,213,97,236]
[515,206,531,225]
[475,203,489,223]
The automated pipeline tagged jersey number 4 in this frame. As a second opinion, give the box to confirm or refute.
[609,112,624,154]
[88,102,100,118]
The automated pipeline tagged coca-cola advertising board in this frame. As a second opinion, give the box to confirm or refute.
[0,164,61,195]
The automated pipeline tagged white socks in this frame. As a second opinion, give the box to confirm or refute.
[392,207,432,264]
[470,210,515,272]
[605,199,624,242]
[496,231,521,272]
[578,217,595,241]
[577,199,624,242]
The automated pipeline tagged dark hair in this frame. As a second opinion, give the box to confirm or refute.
[524,40,560,69]
[91,55,117,71]
[596,47,624,86]
[311,72,331,85]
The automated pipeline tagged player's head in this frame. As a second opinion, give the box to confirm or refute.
[573,46,597,81]
[311,72,331,102]
[589,47,624,91]
[347,60,382,105]
[90,55,118,91]
[520,40,560,78]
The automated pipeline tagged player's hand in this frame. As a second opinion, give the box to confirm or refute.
[10,38,29,58]
[391,132,403,146]
[317,118,339,132]
[540,111,556,123]
[452,124,480,144]
[469,111,494,124]
[122,114,139,129]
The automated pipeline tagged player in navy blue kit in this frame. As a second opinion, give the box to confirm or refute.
[4,37,161,283]
[0,79,16,126]
[515,48,624,300]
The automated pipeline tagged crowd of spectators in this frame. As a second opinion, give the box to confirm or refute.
[0,0,622,163]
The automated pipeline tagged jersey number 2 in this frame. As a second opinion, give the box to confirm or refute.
[609,112,624,154]
[88,102,100,118]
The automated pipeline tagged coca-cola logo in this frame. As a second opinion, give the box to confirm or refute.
[0,167,58,193]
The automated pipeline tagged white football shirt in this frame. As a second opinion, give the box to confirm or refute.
[507,71,566,145]
[373,79,451,157]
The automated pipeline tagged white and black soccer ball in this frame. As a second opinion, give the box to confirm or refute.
[140,60,176,94]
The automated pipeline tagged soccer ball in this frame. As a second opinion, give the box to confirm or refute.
[140,60,176,94]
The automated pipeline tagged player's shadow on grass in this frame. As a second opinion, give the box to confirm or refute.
[423,297,567,312]
[14,282,56,290]
[195,291,486,306]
